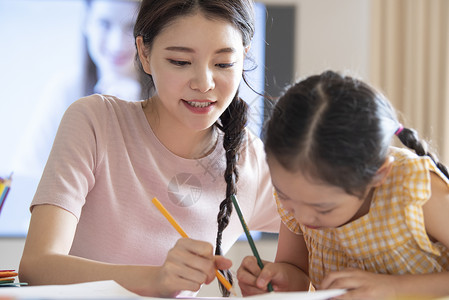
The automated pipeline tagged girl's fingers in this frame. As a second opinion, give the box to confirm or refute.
[239,256,264,277]
[320,268,358,290]
[237,265,259,286]
[240,284,270,296]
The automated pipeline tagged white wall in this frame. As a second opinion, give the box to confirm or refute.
[0,0,371,296]
[262,0,371,80]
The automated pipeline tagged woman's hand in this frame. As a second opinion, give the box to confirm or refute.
[319,268,397,300]
[20,206,232,298]
[237,256,309,296]
[151,237,232,297]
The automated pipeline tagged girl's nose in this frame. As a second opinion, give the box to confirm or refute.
[190,66,215,93]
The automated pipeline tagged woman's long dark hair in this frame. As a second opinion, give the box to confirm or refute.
[134,0,255,295]
[265,70,448,198]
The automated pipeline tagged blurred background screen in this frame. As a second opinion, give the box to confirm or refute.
[0,0,272,237]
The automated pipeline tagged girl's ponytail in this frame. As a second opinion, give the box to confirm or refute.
[397,127,449,179]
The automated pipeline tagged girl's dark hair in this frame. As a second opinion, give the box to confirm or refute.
[265,70,448,198]
[134,0,254,295]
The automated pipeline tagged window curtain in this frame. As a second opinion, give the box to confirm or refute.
[370,0,449,163]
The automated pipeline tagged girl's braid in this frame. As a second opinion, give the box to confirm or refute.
[397,127,449,179]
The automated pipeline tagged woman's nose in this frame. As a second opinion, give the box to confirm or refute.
[190,66,215,93]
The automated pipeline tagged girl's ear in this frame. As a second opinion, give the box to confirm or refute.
[372,155,394,187]
[136,36,152,75]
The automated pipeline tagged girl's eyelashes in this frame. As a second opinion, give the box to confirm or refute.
[318,209,333,215]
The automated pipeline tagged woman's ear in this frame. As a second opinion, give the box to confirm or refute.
[136,36,152,75]
[372,155,394,187]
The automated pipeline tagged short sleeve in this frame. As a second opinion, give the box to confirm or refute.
[401,156,446,255]
[401,156,432,206]
[30,95,104,219]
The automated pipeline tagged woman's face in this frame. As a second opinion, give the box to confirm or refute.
[138,12,248,133]
[84,0,138,77]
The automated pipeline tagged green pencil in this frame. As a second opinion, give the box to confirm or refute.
[230,194,274,292]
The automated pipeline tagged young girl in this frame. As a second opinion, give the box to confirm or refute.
[19,0,280,297]
[237,70,449,299]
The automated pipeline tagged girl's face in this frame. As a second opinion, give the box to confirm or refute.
[84,0,138,77]
[137,12,248,132]
[267,156,369,229]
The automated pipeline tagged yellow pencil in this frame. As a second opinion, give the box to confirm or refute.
[151,197,236,296]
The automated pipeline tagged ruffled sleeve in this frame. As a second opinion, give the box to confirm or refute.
[274,191,302,234]
[401,154,446,255]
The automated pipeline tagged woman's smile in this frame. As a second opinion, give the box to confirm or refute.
[182,99,216,113]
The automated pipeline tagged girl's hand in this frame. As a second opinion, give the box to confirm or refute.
[237,256,309,296]
[320,268,397,300]
[153,237,232,297]
[237,256,270,296]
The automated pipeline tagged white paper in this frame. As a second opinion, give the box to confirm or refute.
[246,289,346,300]
[0,280,139,299]
[0,280,346,300]
[184,289,346,300]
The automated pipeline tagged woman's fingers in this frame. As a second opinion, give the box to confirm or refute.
[159,238,234,294]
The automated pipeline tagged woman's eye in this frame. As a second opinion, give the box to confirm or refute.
[168,59,190,66]
[216,63,234,68]
[319,210,333,215]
